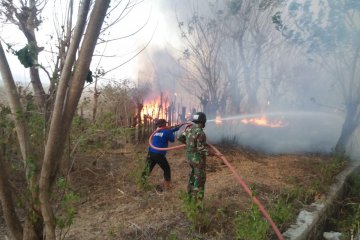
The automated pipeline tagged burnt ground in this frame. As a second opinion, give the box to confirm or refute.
[57,143,338,240]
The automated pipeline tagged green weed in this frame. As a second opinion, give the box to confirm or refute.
[131,151,153,191]
[167,232,179,240]
[179,191,211,232]
[327,174,360,238]
[349,174,360,197]
[318,152,346,186]
[269,197,295,229]
[54,177,80,239]
[234,204,269,240]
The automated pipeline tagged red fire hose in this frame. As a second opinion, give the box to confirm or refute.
[148,123,190,151]
[208,144,285,240]
[148,124,284,240]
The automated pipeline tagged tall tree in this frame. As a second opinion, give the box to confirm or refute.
[0,42,27,240]
[224,0,284,113]
[177,2,228,117]
[0,0,112,238]
[1,0,46,109]
[273,0,360,153]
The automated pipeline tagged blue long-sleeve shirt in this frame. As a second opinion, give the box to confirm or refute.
[149,127,180,155]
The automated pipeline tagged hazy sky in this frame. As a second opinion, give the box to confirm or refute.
[0,0,179,85]
[1,0,358,157]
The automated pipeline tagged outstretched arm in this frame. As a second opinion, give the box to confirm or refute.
[170,126,180,132]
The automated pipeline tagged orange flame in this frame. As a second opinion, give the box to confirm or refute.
[215,114,222,125]
[241,116,286,128]
[141,93,171,121]
[141,100,166,119]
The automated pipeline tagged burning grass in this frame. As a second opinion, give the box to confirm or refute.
[240,116,287,128]
[207,111,343,154]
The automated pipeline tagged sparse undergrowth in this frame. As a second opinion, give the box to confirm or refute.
[41,128,348,240]
[176,148,347,240]
[64,116,348,239]
[325,173,360,239]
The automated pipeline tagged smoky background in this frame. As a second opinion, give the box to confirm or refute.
[138,0,359,157]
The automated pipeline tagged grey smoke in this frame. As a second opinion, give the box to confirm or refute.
[206,111,343,154]
[151,1,357,158]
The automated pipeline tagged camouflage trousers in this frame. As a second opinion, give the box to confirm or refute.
[187,157,206,205]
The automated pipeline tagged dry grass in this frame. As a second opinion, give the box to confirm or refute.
[64,143,340,239]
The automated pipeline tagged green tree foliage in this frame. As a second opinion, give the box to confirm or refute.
[0,0,112,238]
[0,104,15,158]
[15,42,39,68]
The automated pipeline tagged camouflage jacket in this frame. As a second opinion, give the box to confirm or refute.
[178,124,207,162]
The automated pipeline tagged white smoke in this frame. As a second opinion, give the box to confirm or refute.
[206,111,344,154]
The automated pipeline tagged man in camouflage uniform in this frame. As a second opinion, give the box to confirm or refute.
[178,112,212,207]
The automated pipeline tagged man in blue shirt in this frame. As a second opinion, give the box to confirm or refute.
[142,119,180,191]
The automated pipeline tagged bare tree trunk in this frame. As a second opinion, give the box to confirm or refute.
[38,1,91,238]
[137,102,143,125]
[252,47,261,111]
[238,38,258,113]
[62,0,110,124]
[0,43,31,167]
[335,105,359,153]
[29,67,46,108]
[157,92,163,119]
[0,155,23,240]
[180,106,186,123]
[124,100,129,127]
[0,39,42,240]
[144,115,148,140]
[16,0,47,109]
[39,1,110,238]
[92,75,99,122]
[47,0,75,117]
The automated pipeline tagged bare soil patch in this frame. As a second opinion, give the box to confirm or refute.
[61,143,335,239]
